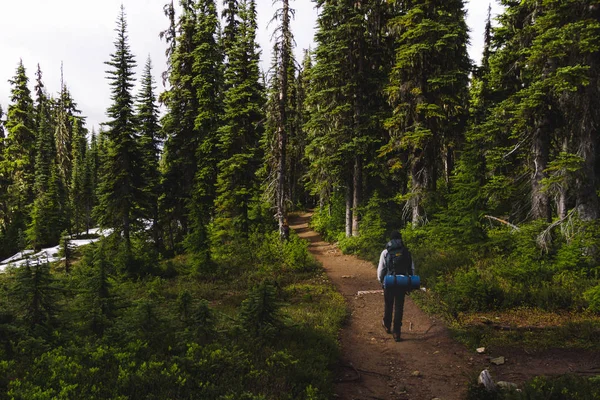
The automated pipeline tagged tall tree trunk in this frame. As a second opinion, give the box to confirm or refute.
[352,157,361,237]
[576,104,599,220]
[276,0,291,237]
[444,145,454,189]
[531,116,551,222]
[411,152,425,227]
[557,138,568,220]
[345,183,352,237]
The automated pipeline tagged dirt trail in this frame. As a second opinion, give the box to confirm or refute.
[290,212,600,400]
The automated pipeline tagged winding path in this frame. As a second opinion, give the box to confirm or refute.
[290,212,600,400]
[291,213,480,400]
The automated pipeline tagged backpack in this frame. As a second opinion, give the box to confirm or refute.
[385,240,411,276]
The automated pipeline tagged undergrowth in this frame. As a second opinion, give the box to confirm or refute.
[0,229,346,400]
[467,374,600,399]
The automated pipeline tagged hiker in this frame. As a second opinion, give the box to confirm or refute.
[281,219,290,241]
[377,231,415,342]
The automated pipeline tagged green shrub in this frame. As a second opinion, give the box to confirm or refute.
[436,267,504,313]
[310,193,345,242]
[585,284,600,312]
[467,374,600,399]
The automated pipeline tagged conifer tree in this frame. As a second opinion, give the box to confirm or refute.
[289,50,312,207]
[96,5,143,252]
[385,0,470,226]
[306,0,393,236]
[70,117,88,236]
[482,0,600,222]
[213,0,264,239]
[186,0,223,266]
[79,242,115,336]
[27,100,61,249]
[221,0,239,58]
[82,130,99,233]
[12,260,60,337]
[161,0,201,244]
[269,0,294,236]
[159,0,177,86]
[135,57,162,248]
[1,61,36,256]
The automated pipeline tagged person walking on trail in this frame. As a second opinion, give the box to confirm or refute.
[377,231,415,342]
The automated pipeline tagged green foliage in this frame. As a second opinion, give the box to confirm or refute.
[238,282,284,342]
[407,217,600,314]
[213,0,264,242]
[95,6,144,251]
[0,222,344,399]
[468,374,600,400]
[310,194,345,242]
[337,193,388,263]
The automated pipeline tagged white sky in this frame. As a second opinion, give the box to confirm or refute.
[0,0,503,132]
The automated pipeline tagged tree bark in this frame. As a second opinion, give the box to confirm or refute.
[576,112,599,220]
[276,0,291,237]
[411,151,425,227]
[352,157,361,237]
[345,183,352,237]
[531,116,551,222]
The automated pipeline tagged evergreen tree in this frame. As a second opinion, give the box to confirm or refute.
[482,0,600,222]
[159,0,177,85]
[221,0,239,59]
[161,0,201,246]
[12,260,60,337]
[81,129,99,233]
[78,242,115,336]
[1,61,36,256]
[186,0,223,267]
[27,100,62,249]
[385,0,470,226]
[267,0,294,236]
[306,0,394,236]
[287,50,311,209]
[213,0,264,239]
[96,5,143,252]
[135,57,162,248]
[70,117,88,236]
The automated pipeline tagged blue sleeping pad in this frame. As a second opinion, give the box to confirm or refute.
[383,274,421,290]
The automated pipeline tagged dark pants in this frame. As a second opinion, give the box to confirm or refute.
[384,287,406,334]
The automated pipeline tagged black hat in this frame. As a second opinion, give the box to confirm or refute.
[390,231,402,241]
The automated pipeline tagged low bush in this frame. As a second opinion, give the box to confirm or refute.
[467,374,600,399]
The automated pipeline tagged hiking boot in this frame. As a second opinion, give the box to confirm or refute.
[392,332,402,342]
[381,319,391,334]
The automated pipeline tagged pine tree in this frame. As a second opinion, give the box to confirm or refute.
[70,117,88,237]
[269,0,294,237]
[27,99,62,250]
[159,0,177,86]
[135,57,162,248]
[82,130,99,233]
[186,0,223,267]
[305,0,394,236]
[482,0,600,222]
[96,5,143,252]
[289,50,313,207]
[1,61,36,256]
[221,0,239,58]
[385,0,471,226]
[161,0,201,245]
[213,0,264,240]
[12,260,60,337]
[79,242,115,336]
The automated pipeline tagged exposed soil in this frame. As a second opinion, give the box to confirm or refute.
[289,212,600,400]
